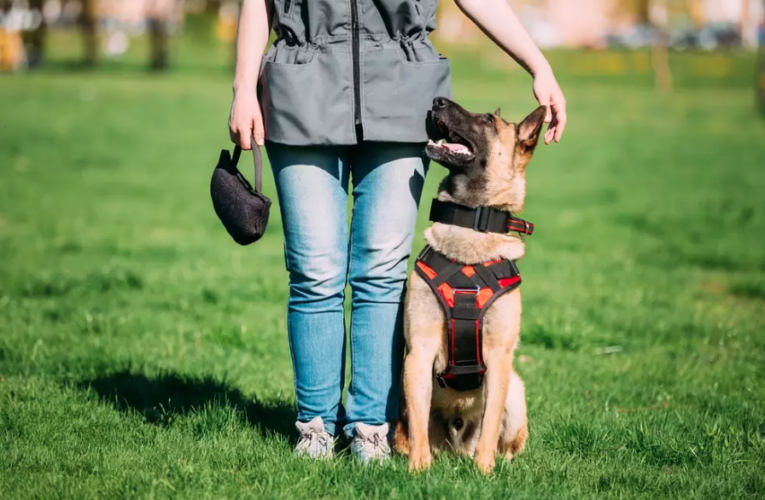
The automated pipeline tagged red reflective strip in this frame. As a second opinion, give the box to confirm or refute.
[462,265,476,278]
[507,221,534,234]
[477,287,493,308]
[498,276,521,288]
[475,320,481,364]
[483,258,503,266]
[416,260,438,279]
[450,318,456,366]
[439,283,455,307]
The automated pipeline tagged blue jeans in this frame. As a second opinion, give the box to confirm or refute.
[266,141,428,437]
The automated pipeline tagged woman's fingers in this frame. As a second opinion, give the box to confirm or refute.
[550,92,567,143]
[239,125,252,150]
[544,122,555,145]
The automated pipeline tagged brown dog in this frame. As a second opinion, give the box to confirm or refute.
[394,98,547,474]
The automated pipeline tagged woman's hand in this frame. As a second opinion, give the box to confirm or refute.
[532,70,567,145]
[454,0,568,144]
[229,87,264,150]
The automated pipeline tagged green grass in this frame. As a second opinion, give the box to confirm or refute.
[1,39,765,499]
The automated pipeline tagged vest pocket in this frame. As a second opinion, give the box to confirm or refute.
[259,51,354,145]
[362,47,452,142]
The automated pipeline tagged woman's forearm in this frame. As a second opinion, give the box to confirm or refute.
[454,0,551,77]
[233,0,271,93]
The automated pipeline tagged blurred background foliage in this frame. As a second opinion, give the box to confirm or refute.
[1,0,764,90]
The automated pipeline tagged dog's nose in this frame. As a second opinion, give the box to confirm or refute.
[433,97,449,109]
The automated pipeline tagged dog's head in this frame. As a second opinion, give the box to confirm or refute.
[426,98,547,213]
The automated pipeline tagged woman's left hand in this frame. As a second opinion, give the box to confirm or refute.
[532,70,567,145]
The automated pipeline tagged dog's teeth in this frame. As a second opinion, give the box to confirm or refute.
[428,139,436,146]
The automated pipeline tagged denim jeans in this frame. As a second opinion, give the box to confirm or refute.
[266,141,428,437]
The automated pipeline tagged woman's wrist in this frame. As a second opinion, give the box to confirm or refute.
[233,79,257,94]
[527,57,553,78]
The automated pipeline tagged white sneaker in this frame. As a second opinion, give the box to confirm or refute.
[350,422,391,463]
[295,416,334,459]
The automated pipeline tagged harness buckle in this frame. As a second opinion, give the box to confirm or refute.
[453,285,480,295]
[472,207,490,232]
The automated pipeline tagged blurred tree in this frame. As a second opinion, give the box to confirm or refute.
[613,0,673,93]
[613,0,650,23]
[649,0,672,93]
[81,0,98,67]
[24,0,46,67]
[148,0,178,71]
[758,0,765,113]
[206,0,223,15]
[148,19,170,71]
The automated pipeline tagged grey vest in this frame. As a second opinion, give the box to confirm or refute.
[258,0,452,145]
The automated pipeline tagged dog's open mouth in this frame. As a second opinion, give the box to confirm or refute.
[426,118,476,164]
[427,138,473,157]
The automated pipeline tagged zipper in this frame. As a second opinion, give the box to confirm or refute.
[350,0,363,134]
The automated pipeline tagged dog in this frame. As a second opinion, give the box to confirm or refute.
[394,97,547,474]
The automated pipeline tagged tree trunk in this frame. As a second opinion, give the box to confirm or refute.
[148,19,170,71]
[25,0,46,68]
[147,0,177,71]
[80,0,98,67]
[649,0,672,93]
[757,0,765,113]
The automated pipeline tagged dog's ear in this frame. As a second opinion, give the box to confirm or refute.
[517,106,547,151]
[494,108,501,117]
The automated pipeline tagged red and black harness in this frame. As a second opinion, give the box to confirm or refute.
[414,200,534,392]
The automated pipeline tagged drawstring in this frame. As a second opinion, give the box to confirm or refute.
[301,428,329,447]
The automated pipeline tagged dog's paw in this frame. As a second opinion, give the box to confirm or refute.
[408,452,432,473]
[474,450,496,475]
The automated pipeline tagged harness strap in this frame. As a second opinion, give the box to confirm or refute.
[430,199,534,236]
[415,246,523,392]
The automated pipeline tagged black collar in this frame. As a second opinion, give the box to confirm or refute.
[429,199,534,236]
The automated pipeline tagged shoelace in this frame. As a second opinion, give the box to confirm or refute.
[365,433,388,452]
[301,431,329,450]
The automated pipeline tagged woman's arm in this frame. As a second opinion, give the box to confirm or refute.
[229,0,271,149]
[454,0,567,144]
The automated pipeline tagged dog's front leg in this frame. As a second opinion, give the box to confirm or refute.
[473,350,512,475]
[403,346,436,472]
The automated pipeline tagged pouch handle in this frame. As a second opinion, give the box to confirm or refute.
[232,136,264,193]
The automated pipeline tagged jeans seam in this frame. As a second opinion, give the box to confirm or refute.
[346,198,358,428]
[286,314,301,422]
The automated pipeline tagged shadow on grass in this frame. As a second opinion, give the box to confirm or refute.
[79,370,296,441]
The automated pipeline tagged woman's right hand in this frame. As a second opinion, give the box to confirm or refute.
[229,87,264,150]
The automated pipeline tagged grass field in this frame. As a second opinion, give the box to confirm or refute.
[1,41,765,499]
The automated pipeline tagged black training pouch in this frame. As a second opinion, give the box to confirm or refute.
[210,144,271,245]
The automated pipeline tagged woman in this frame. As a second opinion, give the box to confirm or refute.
[229,0,566,462]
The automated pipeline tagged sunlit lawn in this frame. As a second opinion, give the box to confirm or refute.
[1,34,764,499]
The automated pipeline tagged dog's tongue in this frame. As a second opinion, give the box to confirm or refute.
[441,142,464,152]
[428,139,468,152]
